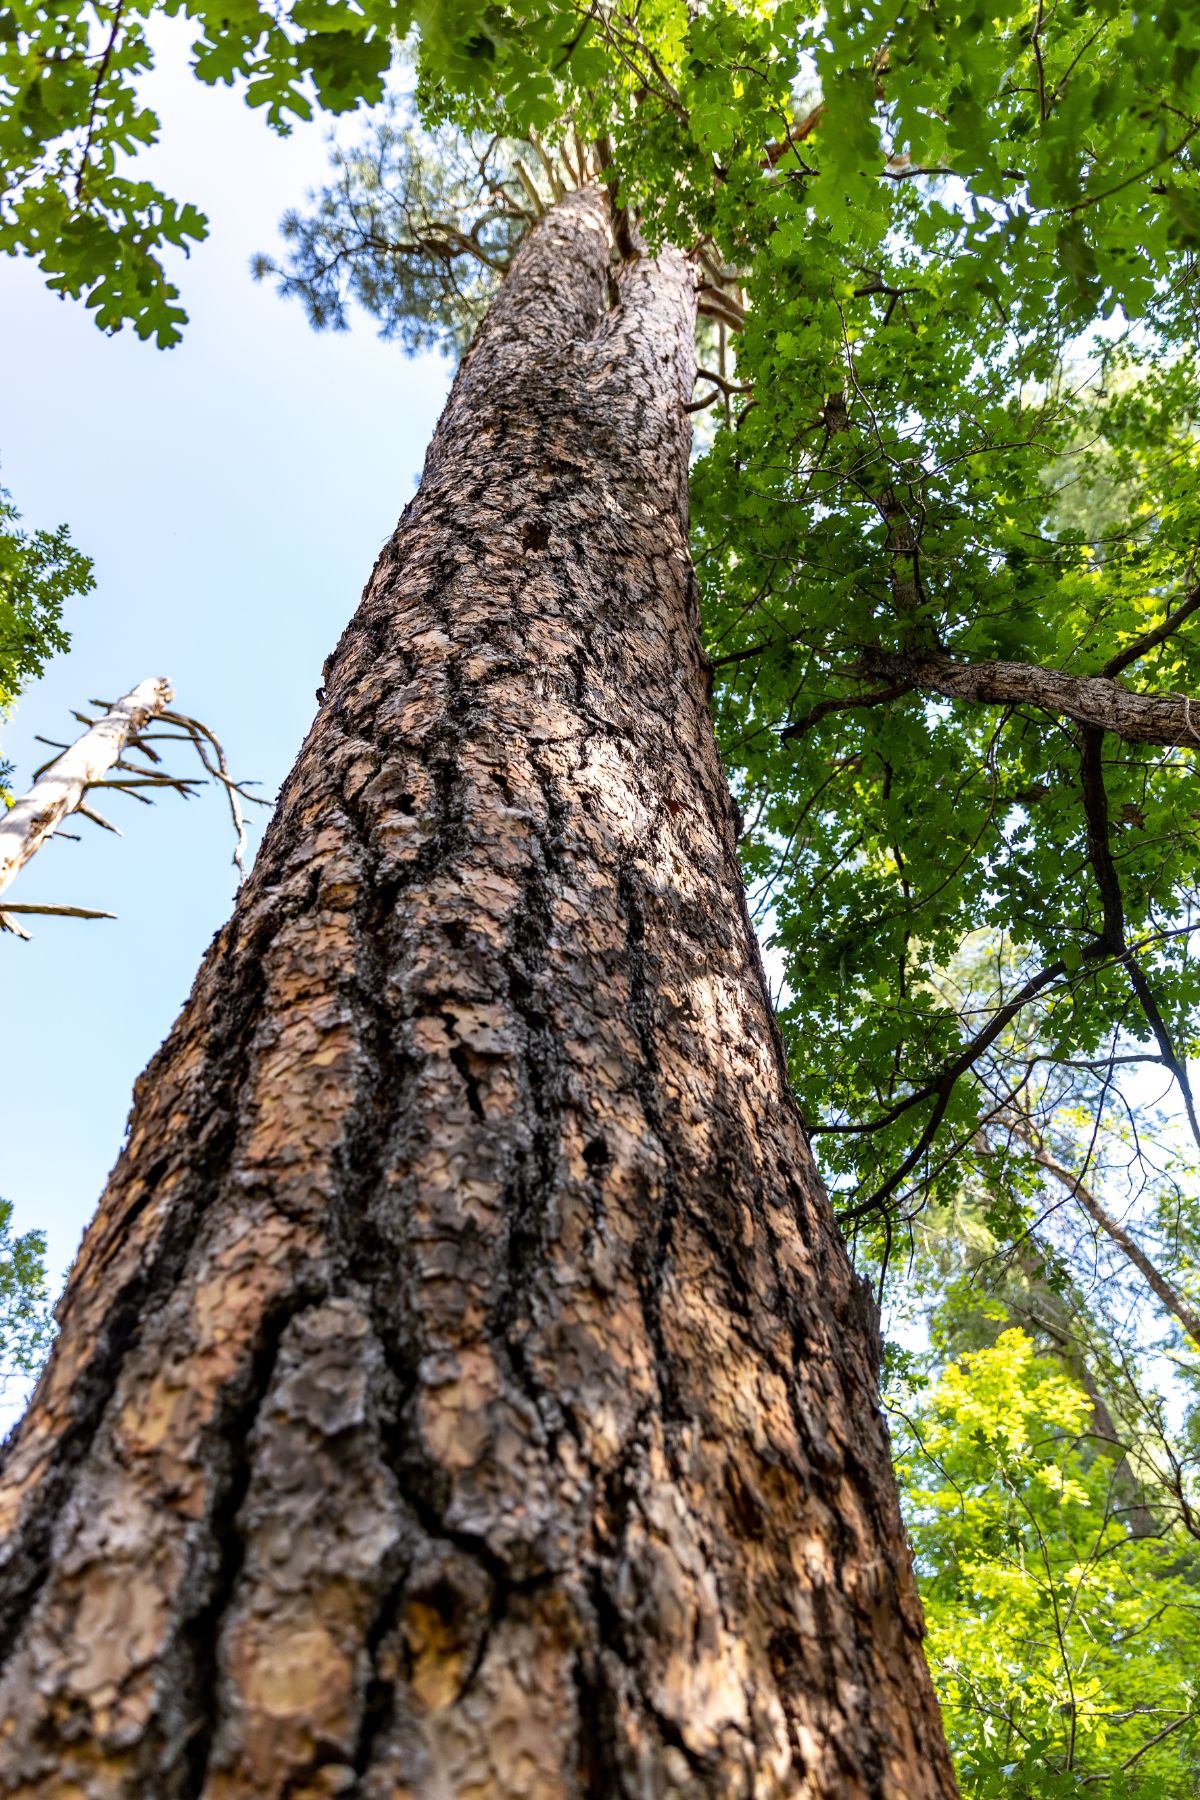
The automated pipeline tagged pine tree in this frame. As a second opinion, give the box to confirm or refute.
[0,189,956,1799]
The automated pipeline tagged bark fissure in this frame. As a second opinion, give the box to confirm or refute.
[616,856,688,1441]
[178,1292,330,1800]
[487,746,571,1459]
[348,1555,415,1785]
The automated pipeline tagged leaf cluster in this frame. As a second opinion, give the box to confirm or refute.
[0,0,412,345]
[0,1198,52,1387]
[0,485,93,798]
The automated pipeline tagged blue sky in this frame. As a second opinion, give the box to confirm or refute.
[2,26,450,1306]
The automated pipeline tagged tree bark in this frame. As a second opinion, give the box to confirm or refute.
[0,189,956,1800]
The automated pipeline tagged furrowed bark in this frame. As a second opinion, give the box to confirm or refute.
[0,677,173,903]
[0,189,956,1800]
[860,647,1200,746]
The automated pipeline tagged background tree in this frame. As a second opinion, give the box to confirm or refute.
[0,484,93,798]
[893,1327,1200,1797]
[0,1200,51,1398]
[873,946,1200,1795]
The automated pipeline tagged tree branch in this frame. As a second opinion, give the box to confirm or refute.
[1078,724,1200,1154]
[74,1,124,204]
[762,102,825,167]
[697,285,745,331]
[780,681,914,740]
[813,956,1067,1142]
[860,647,1200,746]
[1100,578,1200,678]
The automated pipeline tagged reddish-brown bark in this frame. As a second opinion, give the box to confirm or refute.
[0,188,957,1799]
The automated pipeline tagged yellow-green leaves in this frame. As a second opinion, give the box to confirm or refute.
[895,1328,1200,1795]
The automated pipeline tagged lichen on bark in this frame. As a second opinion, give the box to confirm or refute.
[0,188,957,1800]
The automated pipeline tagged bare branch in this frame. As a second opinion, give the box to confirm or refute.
[0,678,173,903]
[1,678,266,933]
[0,902,117,921]
[78,804,122,836]
[160,708,270,879]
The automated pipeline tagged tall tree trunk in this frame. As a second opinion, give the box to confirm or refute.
[0,189,957,1800]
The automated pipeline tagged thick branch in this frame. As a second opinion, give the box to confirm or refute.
[860,647,1200,746]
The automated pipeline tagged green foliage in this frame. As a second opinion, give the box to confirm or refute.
[0,1199,52,1391]
[895,1327,1200,1796]
[0,485,94,799]
[0,0,411,346]
[0,0,600,346]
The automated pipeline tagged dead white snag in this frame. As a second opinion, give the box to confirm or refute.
[0,678,174,911]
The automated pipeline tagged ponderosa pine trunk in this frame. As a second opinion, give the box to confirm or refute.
[0,188,957,1800]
